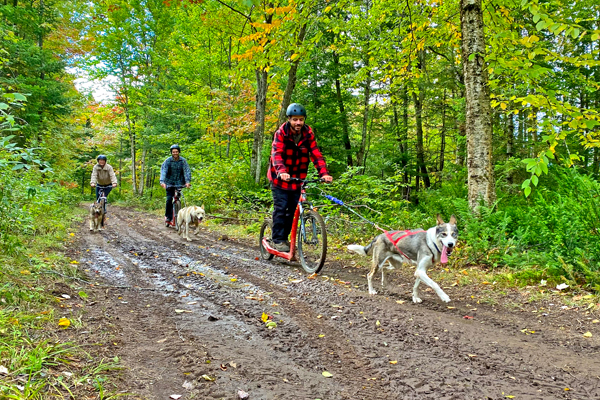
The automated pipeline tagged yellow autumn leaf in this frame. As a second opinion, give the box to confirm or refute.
[20,270,31,275]
[322,371,333,378]
[324,6,332,12]
[69,233,75,237]
[389,360,398,364]
[290,53,299,61]
[230,278,237,282]
[261,312,268,323]
[70,260,78,264]
[583,331,593,338]
[58,318,71,327]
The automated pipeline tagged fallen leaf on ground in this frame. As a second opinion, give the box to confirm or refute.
[322,371,333,378]
[583,331,593,338]
[156,338,167,343]
[261,312,269,323]
[289,279,303,283]
[396,300,405,304]
[307,273,317,279]
[174,309,193,313]
[58,318,71,327]
[169,395,182,400]
[463,315,473,319]
[389,360,398,364]
[201,374,215,381]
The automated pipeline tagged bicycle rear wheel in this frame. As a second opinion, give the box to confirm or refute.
[297,210,327,274]
[259,220,275,260]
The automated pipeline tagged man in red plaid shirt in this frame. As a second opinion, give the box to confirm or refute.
[267,103,333,252]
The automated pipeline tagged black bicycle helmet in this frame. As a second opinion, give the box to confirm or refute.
[97,155,107,161]
[170,144,181,153]
[286,103,307,118]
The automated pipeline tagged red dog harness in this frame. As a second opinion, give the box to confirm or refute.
[385,230,425,261]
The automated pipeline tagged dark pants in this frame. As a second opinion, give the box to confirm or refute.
[165,187,177,221]
[96,186,113,213]
[272,187,301,243]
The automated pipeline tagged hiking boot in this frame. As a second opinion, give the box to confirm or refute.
[273,241,290,252]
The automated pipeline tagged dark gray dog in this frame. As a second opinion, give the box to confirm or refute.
[348,215,458,303]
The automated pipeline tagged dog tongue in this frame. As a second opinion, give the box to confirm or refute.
[441,245,448,264]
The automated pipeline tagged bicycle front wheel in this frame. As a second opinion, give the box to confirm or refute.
[259,220,275,260]
[173,200,181,229]
[297,210,327,274]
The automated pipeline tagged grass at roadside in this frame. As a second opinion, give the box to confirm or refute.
[0,205,123,399]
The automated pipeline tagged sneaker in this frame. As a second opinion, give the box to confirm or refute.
[273,241,290,252]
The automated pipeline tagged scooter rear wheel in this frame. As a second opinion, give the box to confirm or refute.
[259,220,275,261]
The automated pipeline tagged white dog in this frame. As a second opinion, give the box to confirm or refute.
[176,205,205,241]
[348,215,458,303]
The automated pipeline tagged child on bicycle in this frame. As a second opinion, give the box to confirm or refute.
[268,103,333,252]
[160,144,191,226]
[90,155,118,213]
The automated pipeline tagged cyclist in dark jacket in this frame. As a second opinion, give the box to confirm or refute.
[160,144,191,225]
[268,103,333,252]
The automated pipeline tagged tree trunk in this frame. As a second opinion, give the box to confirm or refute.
[461,0,496,210]
[333,51,353,167]
[413,89,431,189]
[139,147,147,197]
[277,24,307,128]
[506,112,514,159]
[439,89,447,178]
[251,67,268,184]
[356,68,371,168]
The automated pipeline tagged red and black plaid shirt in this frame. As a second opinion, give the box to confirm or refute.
[268,122,329,191]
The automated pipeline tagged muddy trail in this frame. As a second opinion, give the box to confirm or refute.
[66,206,600,400]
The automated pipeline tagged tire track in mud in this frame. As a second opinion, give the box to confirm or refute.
[76,207,600,399]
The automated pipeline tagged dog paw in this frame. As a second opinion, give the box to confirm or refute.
[439,293,451,303]
[368,289,378,295]
[412,296,422,303]
[186,238,192,242]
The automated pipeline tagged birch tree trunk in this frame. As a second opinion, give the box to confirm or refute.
[461,0,496,210]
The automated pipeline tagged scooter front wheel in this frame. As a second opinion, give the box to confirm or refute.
[297,210,327,274]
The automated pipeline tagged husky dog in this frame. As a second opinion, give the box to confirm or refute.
[89,201,105,232]
[348,215,458,303]
[176,205,205,241]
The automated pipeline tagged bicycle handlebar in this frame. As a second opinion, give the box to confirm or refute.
[96,184,113,189]
[288,178,325,184]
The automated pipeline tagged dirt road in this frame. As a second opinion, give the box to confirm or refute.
[67,206,600,399]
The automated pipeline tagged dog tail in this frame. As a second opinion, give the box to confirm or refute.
[347,244,366,256]
[347,237,377,256]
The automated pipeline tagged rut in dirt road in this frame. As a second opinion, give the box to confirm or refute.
[74,206,600,400]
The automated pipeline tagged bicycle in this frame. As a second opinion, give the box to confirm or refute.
[259,178,328,274]
[95,184,112,228]
[166,186,185,228]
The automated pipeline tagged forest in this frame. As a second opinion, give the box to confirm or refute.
[1,0,600,397]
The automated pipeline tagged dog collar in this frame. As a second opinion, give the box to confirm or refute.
[432,241,442,254]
